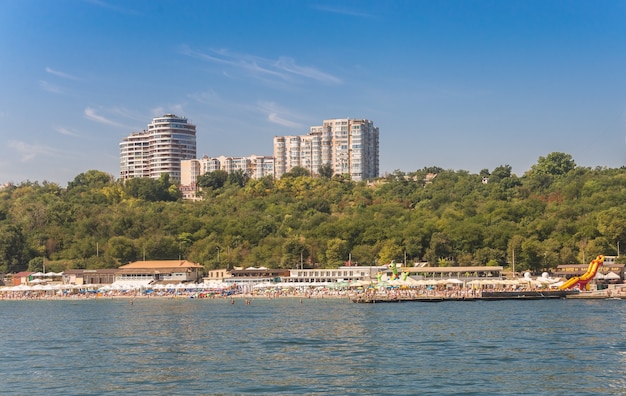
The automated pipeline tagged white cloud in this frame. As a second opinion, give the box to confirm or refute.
[8,140,58,162]
[39,80,65,94]
[310,5,375,18]
[189,90,257,113]
[84,107,128,128]
[188,90,221,106]
[274,57,341,84]
[45,67,80,81]
[258,101,306,129]
[84,0,139,15]
[151,104,186,118]
[267,113,303,128]
[55,127,81,138]
[181,47,342,85]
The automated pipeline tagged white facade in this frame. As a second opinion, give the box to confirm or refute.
[282,266,383,284]
[273,118,379,181]
[120,114,197,182]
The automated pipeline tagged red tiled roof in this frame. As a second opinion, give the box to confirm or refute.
[119,260,203,269]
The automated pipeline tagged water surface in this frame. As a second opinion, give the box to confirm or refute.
[1,297,624,395]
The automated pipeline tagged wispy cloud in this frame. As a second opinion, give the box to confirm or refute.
[55,127,81,138]
[45,67,80,81]
[39,80,65,94]
[181,47,342,85]
[8,140,59,162]
[189,90,256,113]
[84,107,130,128]
[258,101,306,129]
[274,57,341,84]
[189,89,309,130]
[151,104,186,118]
[84,0,140,15]
[267,113,303,128]
[188,90,221,106]
[310,5,375,18]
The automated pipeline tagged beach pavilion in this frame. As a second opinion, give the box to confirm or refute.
[114,260,204,287]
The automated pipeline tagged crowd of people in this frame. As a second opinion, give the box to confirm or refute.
[2,282,625,301]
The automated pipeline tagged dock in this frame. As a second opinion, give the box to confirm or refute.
[351,290,578,303]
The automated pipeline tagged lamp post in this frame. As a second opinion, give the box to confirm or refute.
[512,248,516,279]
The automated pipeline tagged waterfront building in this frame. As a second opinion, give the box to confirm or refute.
[62,269,117,285]
[393,265,504,281]
[554,256,624,282]
[12,271,34,286]
[274,118,379,181]
[220,267,291,293]
[114,260,204,286]
[120,114,197,182]
[282,266,385,284]
[203,268,233,282]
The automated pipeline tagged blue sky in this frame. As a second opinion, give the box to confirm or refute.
[1,0,625,185]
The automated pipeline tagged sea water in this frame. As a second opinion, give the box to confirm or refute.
[1,297,625,395]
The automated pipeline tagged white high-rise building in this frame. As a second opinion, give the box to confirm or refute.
[273,118,379,181]
[120,114,197,182]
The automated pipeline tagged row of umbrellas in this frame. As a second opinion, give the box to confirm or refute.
[30,272,63,277]
[595,271,621,280]
[98,282,231,291]
[251,277,551,289]
[0,281,231,293]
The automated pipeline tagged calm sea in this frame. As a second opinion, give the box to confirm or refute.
[1,297,624,395]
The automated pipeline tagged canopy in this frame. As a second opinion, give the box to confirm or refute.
[604,271,621,280]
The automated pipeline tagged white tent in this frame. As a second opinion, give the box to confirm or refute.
[604,272,621,280]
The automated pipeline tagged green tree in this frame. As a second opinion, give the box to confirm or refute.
[280,238,308,269]
[529,152,576,176]
[27,256,44,272]
[0,224,27,273]
[318,163,334,179]
[377,240,403,265]
[227,169,250,188]
[123,174,179,201]
[106,236,138,265]
[324,238,348,267]
[282,166,311,178]
[197,170,229,189]
[67,170,114,190]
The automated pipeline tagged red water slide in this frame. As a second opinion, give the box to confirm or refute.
[558,255,604,290]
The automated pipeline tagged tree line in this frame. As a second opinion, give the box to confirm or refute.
[0,152,624,275]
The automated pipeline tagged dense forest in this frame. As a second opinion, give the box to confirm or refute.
[0,152,624,275]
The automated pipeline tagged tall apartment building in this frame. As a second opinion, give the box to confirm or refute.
[120,114,197,182]
[273,118,379,181]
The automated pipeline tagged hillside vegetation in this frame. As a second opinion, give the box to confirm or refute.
[1,152,624,274]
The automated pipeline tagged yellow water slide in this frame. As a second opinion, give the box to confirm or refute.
[558,255,604,290]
